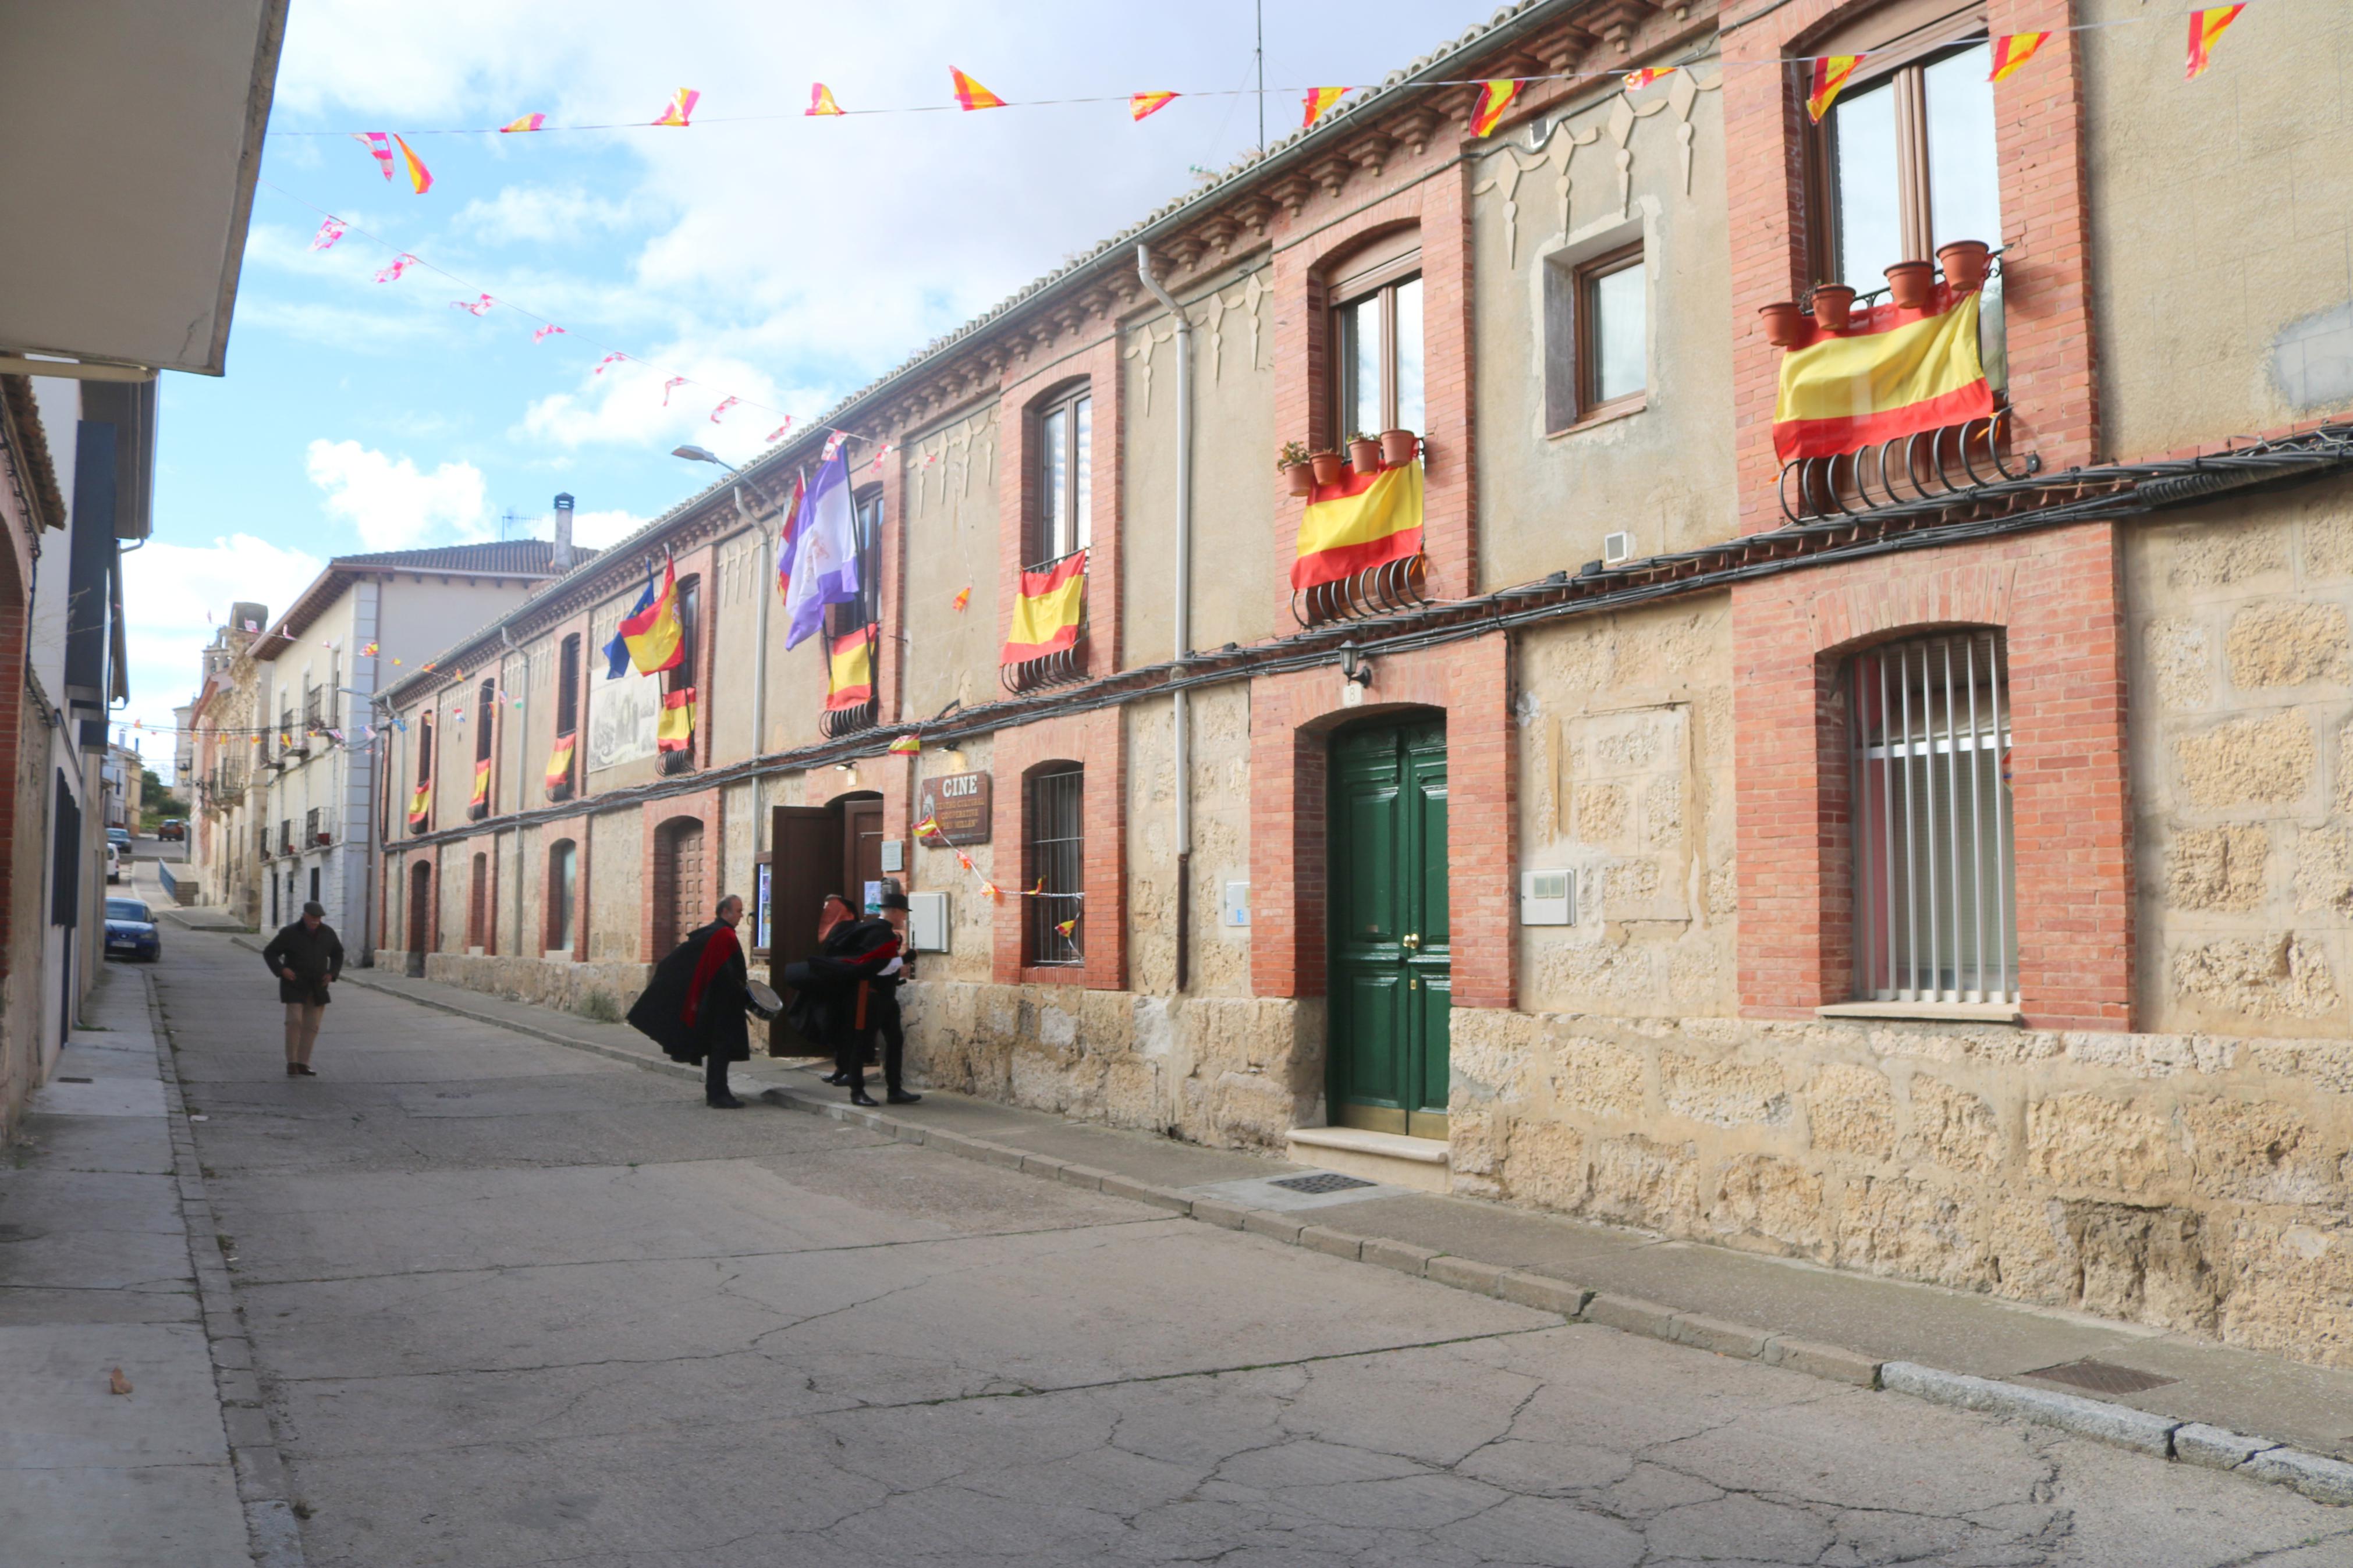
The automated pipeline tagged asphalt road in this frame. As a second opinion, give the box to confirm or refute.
[153,928,2353,1567]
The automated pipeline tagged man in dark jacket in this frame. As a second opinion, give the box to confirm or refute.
[869,886,920,1105]
[627,894,754,1108]
[784,894,900,1107]
[261,901,343,1078]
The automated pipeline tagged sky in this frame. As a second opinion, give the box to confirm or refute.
[120,0,1513,769]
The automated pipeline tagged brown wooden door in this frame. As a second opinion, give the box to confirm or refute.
[843,799,883,910]
[767,805,843,1056]
[654,819,704,955]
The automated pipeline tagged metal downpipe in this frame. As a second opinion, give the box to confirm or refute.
[1136,243,1194,994]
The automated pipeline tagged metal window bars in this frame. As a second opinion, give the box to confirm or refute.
[1849,630,2017,1005]
[1027,766,1084,967]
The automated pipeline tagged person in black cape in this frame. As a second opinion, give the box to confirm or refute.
[782,892,901,1107]
[627,893,755,1108]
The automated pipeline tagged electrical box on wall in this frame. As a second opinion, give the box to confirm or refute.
[907,891,950,952]
[1520,870,1574,925]
[1222,881,1251,927]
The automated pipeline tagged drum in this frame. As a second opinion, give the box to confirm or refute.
[744,979,785,1021]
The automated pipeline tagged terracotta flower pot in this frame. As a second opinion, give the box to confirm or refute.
[1379,429,1419,467]
[1758,301,1805,348]
[1347,437,1383,474]
[1309,450,1346,488]
[1937,240,1992,294]
[1884,260,1936,310]
[1283,461,1316,497]
[1810,285,1856,332]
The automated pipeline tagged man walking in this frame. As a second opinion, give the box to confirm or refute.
[627,894,755,1108]
[261,901,343,1078]
[870,885,921,1105]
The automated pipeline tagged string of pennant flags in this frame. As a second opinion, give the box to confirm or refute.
[910,807,1081,945]
[273,0,2275,178]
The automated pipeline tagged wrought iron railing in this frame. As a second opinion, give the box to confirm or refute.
[1779,403,2036,525]
[1292,549,1432,628]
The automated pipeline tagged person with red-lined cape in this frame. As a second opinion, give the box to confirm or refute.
[626,893,755,1108]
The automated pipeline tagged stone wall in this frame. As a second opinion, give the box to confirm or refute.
[1453,1004,2353,1368]
[377,947,651,1022]
[901,980,1319,1151]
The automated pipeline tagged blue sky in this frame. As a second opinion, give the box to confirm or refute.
[125,0,1511,763]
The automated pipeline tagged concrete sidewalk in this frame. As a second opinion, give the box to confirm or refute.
[0,963,299,1567]
[324,954,2353,1506]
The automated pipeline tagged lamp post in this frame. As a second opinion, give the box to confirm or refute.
[672,444,775,857]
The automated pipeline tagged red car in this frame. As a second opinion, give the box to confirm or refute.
[157,819,186,841]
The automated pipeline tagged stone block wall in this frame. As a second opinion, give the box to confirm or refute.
[378,947,652,1022]
[1453,1004,2353,1368]
[2130,486,2353,1036]
[901,980,1319,1151]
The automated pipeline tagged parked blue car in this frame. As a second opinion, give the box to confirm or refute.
[104,898,160,962]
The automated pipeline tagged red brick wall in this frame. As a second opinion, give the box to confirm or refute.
[1249,634,1516,1009]
[998,336,1123,680]
[1721,0,2099,534]
[1269,166,1474,623]
[990,706,1127,989]
[1731,523,2132,1029]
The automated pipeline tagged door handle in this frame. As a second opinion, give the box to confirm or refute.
[1400,932,1420,951]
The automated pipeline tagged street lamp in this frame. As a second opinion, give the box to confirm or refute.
[670,445,739,473]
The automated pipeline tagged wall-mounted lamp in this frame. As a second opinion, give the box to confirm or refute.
[1338,643,1375,689]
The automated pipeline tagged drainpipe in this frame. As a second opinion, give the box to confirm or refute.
[746,485,773,833]
[1135,244,1194,993]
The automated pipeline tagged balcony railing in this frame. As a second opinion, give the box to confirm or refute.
[1292,550,1432,628]
[1000,549,1088,695]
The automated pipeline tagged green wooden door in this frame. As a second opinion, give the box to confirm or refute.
[1328,719,1449,1139]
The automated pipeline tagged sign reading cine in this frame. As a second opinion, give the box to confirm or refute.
[919,771,991,844]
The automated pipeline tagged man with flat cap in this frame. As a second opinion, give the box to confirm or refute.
[627,894,755,1108]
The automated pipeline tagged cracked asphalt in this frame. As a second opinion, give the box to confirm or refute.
[156,930,2353,1567]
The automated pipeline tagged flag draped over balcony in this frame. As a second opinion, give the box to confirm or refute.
[657,688,695,753]
[407,782,431,828]
[1000,550,1087,663]
[783,449,861,650]
[825,628,876,711]
[470,758,491,809]
[545,732,576,794]
[1770,287,1994,463]
[1291,461,1424,591]
[618,557,686,674]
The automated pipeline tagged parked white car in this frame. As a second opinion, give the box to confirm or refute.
[105,843,120,884]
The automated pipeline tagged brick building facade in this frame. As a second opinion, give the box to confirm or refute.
[377,0,2353,1366]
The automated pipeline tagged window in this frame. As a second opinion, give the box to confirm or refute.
[1545,242,1647,430]
[1034,388,1091,566]
[827,489,885,638]
[1815,35,2001,295]
[661,578,700,774]
[546,839,578,955]
[1330,246,1424,441]
[1848,630,2015,1004]
[410,714,434,834]
[471,677,496,819]
[555,635,582,738]
[1025,764,1084,968]
[467,852,488,950]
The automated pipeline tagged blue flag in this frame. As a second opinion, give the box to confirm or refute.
[604,563,656,678]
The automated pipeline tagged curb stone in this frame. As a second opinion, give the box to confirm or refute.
[140,966,311,1567]
[314,950,2353,1510]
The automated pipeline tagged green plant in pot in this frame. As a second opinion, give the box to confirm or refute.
[1279,440,1315,496]
[1346,431,1382,474]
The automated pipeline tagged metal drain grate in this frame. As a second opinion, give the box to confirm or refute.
[1272,1173,1376,1195]
[2021,1359,2179,1396]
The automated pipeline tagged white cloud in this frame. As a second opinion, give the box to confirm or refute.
[453,186,641,245]
[570,508,649,550]
[305,439,491,549]
[516,347,787,455]
[119,534,326,744]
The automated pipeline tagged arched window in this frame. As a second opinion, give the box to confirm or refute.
[1031,385,1091,567]
[1328,231,1423,442]
[470,677,495,819]
[549,634,581,802]
[1024,762,1084,968]
[545,838,578,955]
[660,578,700,774]
[409,714,434,834]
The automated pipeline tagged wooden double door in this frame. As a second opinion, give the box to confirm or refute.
[764,796,885,1056]
[1328,717,1450,1139]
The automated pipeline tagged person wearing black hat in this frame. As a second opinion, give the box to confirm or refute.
[869,884,921,1105]
[261,901,342,1077]
[785,891,901,1106]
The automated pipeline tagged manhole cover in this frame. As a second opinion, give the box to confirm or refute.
[2022,1359,2178,1396]
[55,1076,91,1084]
[1272,1173,1376,1195]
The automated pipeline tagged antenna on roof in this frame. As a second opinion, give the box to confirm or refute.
[498,507,526,541]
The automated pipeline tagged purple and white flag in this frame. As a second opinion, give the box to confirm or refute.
[782,449,861,650]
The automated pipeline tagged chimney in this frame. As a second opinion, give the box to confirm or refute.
[552,493,575,571]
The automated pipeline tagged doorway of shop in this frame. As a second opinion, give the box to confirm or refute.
[762,791,884,1055]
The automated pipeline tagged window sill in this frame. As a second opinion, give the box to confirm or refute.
[1815,1000,2023,1026]
[1017,963,1085,986]
[1548,397,1647,439]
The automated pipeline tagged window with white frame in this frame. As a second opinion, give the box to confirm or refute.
[1034,387,1091,567]
[1848,630,2015,1004]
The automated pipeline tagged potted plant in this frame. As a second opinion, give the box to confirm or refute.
[1937,239,1991,293]
[314,831,332,846]
[1379,428,1419,467]
[1809,284,1856,332]
[1884,259,1935,310]
[1346,431,1382,474]
[1309,449,1347,487]
[1758,301,1805,347]
[1279,440,1315,496]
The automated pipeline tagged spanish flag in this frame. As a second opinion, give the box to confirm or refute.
[889,733,921,754]
[1000,550,1087,663]
[1805,55,1864,123]
[1302,87,1346,128]
[1624,67,1675,91]
[1770,286,1994,462]
[1986,33,2049,84]
[1470,80,1519,137]
[1130,91,1178,121]
[619,557,686,675]
[470,758,491,809]
[826,629,876,712]
[656,687,695,753]
[545,732,576,795]
[950,68,1005,111]
[1291,461,1424,591]
[407,782,431,829]
[2186,6,2244,80]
